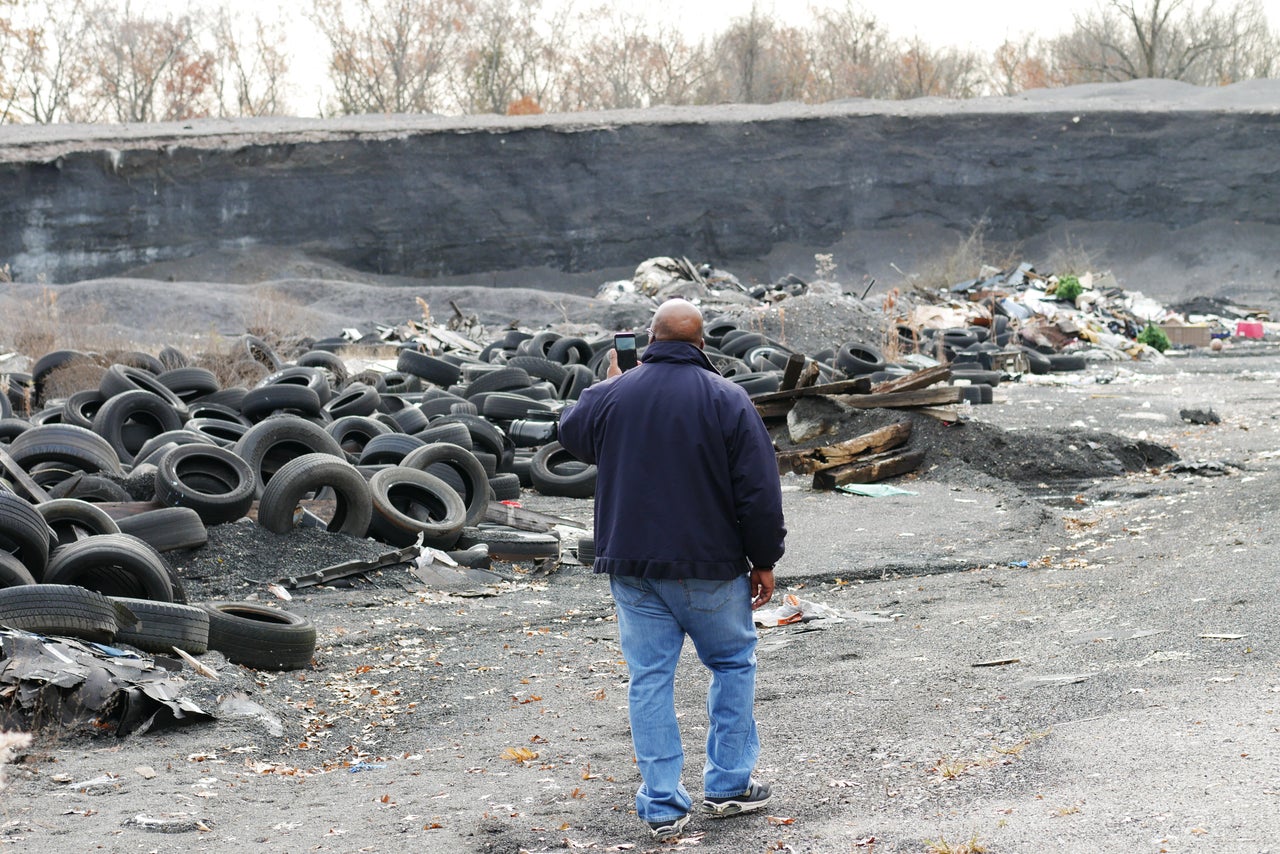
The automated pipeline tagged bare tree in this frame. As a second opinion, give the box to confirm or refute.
[892,37,984,99]
[454,0,568,114]
[80,2,214,122]
[213,6,291,116]
[989,36,1064,94]
[804,2,895,100]
[312,0,467,115]
[1055,0,1279,83]
[704,4,809,104]
[556,10,708,111]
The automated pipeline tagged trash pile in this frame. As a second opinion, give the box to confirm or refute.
[0,255,1228,734]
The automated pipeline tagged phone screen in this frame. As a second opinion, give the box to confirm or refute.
[615,333,638,371]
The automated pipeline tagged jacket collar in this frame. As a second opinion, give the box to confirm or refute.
[642,339,719,373]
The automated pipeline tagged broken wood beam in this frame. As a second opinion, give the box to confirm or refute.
[812,449,926,489]
[0,446,50,503]
[775,422,912,475]
[870,365,953,395]
[779,354,806,391]
[830,386,963,409]
[751,376,872,405]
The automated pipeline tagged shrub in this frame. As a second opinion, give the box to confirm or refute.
[1137,324,1170,352]
[1054,275,1083,302]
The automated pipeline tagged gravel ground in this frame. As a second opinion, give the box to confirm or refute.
[4,342,1280,853]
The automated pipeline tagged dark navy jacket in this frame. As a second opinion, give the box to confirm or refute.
[558,339,786,580]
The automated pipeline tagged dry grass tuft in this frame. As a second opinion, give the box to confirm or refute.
[900,220,1019,292]
[241,286,321,357]
[923,832,988,854]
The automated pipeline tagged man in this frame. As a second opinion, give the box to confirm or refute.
[558,299,786,841]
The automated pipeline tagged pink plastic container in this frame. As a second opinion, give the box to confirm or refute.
[1236,321,1264,339]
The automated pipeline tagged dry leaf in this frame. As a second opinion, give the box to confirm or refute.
[501,747,539,764]
[766,815,795,825]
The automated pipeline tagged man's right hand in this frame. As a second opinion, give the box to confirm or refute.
[606,349,622,378]
[749,567,774,610]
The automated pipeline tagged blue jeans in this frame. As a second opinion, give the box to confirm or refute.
[609,574,761,822]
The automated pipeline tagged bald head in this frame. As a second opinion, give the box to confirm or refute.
[650,299,704,347]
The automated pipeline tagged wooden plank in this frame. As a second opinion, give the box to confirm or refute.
[485,502,588,532]
[751,376,871,404]
[796,359,820,389]
[779,354,806,391]
[813,449,926,489]
[775,422,912,474]
[914,406,963,424]
[755,400,796,420]
[830,386,963,409]
[870,365,953,395]
[0,446,50,503]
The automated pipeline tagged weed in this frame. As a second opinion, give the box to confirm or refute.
[1045,232,1099,276]
[241,286,320,355]
[814,253,837,280]
[932,757,977,780]
[880,288,904,362]
[901,220,1018,292]
[993,729,1051,757]
[1053,803,1082,816]
[923,832,988,854]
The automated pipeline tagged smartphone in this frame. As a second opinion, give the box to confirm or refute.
[614,332,638,371]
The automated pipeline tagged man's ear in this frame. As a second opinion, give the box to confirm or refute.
[697,337,705,350]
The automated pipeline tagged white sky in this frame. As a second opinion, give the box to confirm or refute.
[143,0,1280,115]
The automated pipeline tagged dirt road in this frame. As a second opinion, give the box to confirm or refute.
[4,347,1280,854]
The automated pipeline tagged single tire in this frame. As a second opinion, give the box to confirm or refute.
[186,417,250,447]
[456,525,561,561]
[0,551,36,588]
[558,364,594,400]
[358,432,427,466]
[36,498,121,548]
[158,346,192,370]
[0,583,118,642]
[367,466,467,548]
[240,383,324,423]
[836,342,886,376]
[45,533,175,602]
[482,392,553,421]
[530,441,597,498]
[576,534,595,565]
[506,356,568,387]
[401,442,490,527]
[91,388,185,463]
[158,367,220,402]
[397,349,461,387]
[415,421,472,449]
[154,444,257,524]
[465,367,532,397]
[7,423,123,475]
[327,415,392,458]
[1049,354,1088,372]
[295,350,349,388]
[233,415,345,497]
[260,366,333,404]
[546,336,593,365]
[110,596,210,655]
[132,429,218,468]
[46,472,132,503]
[98,364,188,413]
[324,383,381,419]
[62,389,105,429]
[241,335,283,372]
[200,600,316,670]
[117,507,208,553]
[488,472,521,501]
[0,491,52,580]
[257,453,373,536]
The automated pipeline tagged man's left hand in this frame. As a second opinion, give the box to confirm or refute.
[749,567,774,610]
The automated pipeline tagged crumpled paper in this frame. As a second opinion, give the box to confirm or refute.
[754,594,844,628]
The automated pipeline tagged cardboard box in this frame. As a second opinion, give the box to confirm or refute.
[1160,324,1213,348]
